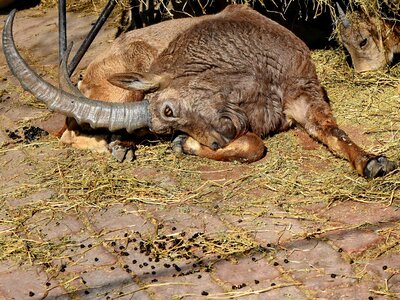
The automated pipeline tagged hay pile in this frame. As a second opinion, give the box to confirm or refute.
[0,1,399,296]
[1,47,399,273]
[37,0,399,20]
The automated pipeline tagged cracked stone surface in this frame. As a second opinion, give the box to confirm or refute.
[0,3,399,300]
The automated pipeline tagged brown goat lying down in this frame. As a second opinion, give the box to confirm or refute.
[3,5,397,178]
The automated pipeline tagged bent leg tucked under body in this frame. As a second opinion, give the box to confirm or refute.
[173,132,266,163]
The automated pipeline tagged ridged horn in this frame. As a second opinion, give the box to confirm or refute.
[59,42,82,96]
[336,3,351,28]
[2,10,151,133]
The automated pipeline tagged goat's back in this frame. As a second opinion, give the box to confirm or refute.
[79,15,210,101]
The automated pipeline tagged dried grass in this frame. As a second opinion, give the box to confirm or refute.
[1,47,399,268]
[0,2,399,296]
[37,0,400,20]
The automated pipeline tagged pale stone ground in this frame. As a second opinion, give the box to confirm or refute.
[0,5,399,300]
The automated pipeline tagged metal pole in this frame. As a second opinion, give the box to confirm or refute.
[58,0,67,63]
[131,0,143,29]
[68,0,117,76]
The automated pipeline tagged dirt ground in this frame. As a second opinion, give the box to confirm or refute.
[0,4,399,300]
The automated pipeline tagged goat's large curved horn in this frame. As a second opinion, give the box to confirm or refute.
[336,3,351,28]
[59,42,82,96]
[2,10,151,133]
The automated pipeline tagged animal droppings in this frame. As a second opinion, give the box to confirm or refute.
[60,264,66,272]
[6,126,49,143]
[6,129,21,140]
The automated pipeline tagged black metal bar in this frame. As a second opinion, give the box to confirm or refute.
[58,0,67,64]
[148,0,154,25]
[68,0,117,76]
[131,0,143,29]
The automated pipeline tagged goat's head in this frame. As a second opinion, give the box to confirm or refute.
[337,5,388,72]
[108,72,249,150]
[3,10,247,151]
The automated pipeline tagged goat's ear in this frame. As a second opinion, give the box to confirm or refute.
[107,72,171,93]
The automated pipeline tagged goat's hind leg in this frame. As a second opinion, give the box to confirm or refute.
[286,96,397,178]
[172,132,266,163]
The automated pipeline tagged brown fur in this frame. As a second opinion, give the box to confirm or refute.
[180,133,265,163]
[61,14,208,152]
[61,5,395,177]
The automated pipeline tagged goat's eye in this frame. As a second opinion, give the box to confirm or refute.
[164,105,174,118]
[359,38,368,48]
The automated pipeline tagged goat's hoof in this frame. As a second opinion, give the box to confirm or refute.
[364,156,397,178]
[172,135,201,156]
[109,141,136,162]
[171,135,188,154]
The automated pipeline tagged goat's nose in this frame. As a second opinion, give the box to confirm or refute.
[211,142,220,150]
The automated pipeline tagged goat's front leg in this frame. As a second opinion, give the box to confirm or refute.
[108,134,137,162]
[172,132,266,163]
[60,117,136,162]
[286,96,397,178]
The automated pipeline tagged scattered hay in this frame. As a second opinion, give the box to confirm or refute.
[37,0,400,20]
[0,3,399,296]
[39,0,129,13]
